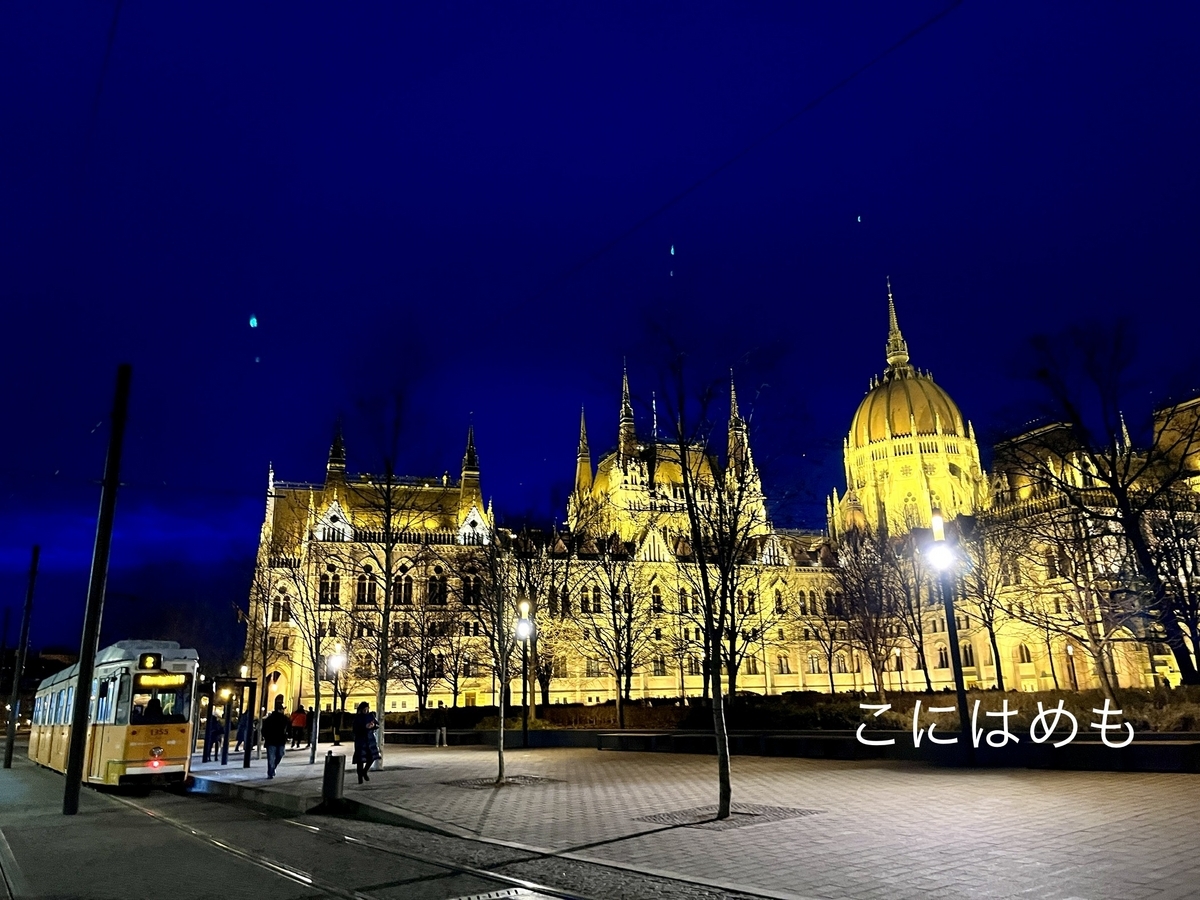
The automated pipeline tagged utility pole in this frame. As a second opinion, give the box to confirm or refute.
[4,546,39,768]
[64,364,131,815]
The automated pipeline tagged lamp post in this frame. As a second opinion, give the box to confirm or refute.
[894,647,904,692]
[327,650,346,746]
[515,601,532,749]
[928,509,973,764]
[1066,644,1078,691]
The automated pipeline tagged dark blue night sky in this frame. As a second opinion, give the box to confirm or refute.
[3,2,1198,659]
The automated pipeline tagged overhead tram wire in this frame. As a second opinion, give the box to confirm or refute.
[486,0,964,327]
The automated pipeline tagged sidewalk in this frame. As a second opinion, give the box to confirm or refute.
[192,740,1200,900]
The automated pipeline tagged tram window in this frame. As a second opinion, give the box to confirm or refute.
[130,673,192,724]
[95,676,120,725]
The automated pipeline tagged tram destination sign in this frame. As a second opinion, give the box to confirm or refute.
[134,672,190,690]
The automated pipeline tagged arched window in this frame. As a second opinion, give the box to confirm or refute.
[547,586,559,618]
[428,567,448,605]
[835,653,848,675]
[808,654,821,675]
[463,574,480,606]
[961,643,975,667]
[593,585,603,613]
[746,591,756,614]
[902,493,920,527]
[1018,644,1032,664]
[621,585,631,611]
[775,589,784,614]
[652,586,663,614]
[777,654,791,675]
[691,588,700,614]
[319,574,330,605]
[736,591,745,615]
[936,645,949,669]
[560,589,572,618]
[798,592,807,615]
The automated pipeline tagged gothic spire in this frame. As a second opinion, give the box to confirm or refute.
[884,277,911,372]
[462,422,479,472]
[577,407,589,455]
[575,406,593,495]
[619,362,637,462]
[729,371,741,422]
[326,421,346,483]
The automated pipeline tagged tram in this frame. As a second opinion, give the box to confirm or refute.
[29,640,199,786]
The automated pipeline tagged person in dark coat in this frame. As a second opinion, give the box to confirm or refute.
[432,702,448,747]
[261,696,291,778]
[351,702,381,784]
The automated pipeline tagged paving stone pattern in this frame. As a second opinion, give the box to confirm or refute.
[200,744,1200,899]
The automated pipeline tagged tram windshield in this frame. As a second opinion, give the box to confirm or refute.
[130,672,192,723]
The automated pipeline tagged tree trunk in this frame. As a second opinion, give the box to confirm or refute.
[495,661,506,784]
[827,664,835,696]
[1045,633,1060,690]
[308,682,322,765]
[872,665,886,702]
[711,675,732,820]
[616,676,625,729]
[987,625,1005,691]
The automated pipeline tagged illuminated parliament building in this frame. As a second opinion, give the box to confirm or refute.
[244,285,1187,715]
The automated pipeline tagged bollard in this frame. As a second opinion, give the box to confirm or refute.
[322,750,344,806]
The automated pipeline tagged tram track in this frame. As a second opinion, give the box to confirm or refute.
[112,793,593,900]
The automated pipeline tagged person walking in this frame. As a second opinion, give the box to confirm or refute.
[262,695,290,779]
[433,702,448,747]
[351,702,381,784]
[289,705,307,749]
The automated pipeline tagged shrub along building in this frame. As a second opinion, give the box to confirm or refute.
[244,285,1194,716]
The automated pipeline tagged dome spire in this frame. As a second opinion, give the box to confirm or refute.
[885,277,911,372]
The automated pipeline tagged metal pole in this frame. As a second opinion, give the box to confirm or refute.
[521,638,529,748]
[940,570,974,765]
[64,364,131,815]
[4,546,39,768]
[242,682,256,769]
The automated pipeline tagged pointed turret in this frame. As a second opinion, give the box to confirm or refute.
[619,363,638,463]
[1119,411,1132,452]
[728,373,751,476]
[884,277,911,373]
[459,423,482,514]
[326,423,346,484]
[575,407,593,496]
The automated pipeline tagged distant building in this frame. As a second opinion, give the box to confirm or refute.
[245,284,1191,712]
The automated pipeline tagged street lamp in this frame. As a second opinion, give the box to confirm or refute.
[928,509,973,763]
[327,650,346,746]
[894,647,904,692]
[515,600,532,748]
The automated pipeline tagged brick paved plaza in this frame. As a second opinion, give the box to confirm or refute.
[194,744,1200,899]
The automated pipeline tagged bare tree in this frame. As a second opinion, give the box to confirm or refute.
[832,525,903,701]
[444,532,523,784]
[886,534,935,692]
[572,539,658,728]
[958,516,1017,690]
[795,586,849,695]
[1004,324,1200,683]
[659,360,769,820]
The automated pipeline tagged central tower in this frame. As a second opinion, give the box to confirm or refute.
[831,281,988,535]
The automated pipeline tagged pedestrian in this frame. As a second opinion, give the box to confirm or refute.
[206,712,225,759]
[234,710,250,752]
[351,701,381,784]
[290,705,307,749]
[433,702,448,747]
[262,695,290,779]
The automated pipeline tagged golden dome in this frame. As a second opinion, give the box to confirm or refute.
[849,369,964,449]
[848,280,964,449]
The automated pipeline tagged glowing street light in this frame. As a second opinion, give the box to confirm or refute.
[328,650,347,746]
[515,600,533,747]
[928,508,973,762]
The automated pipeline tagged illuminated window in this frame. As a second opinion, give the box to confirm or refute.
[1018,644,1032,664]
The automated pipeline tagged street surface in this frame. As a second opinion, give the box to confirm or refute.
[193,740,1200,900]
[3,736,1200,899]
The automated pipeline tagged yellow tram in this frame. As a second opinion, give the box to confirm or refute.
[29,640,199,786]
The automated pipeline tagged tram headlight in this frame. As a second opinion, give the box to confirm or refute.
[149,746,165,767]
